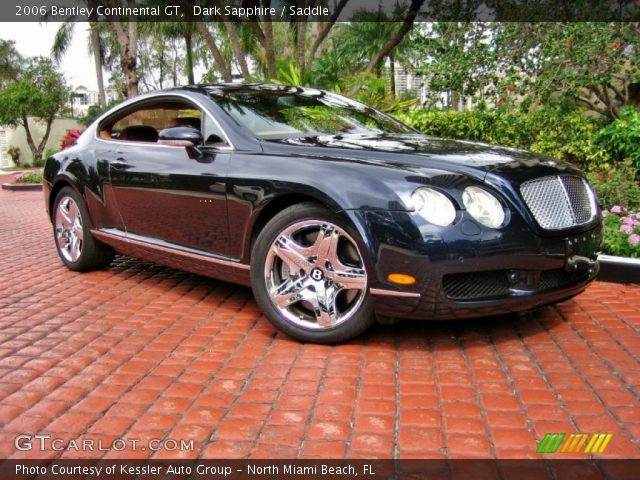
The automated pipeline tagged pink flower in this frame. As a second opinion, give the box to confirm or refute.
[620,224,633,234]
[611,205,623,213]
[622,216,634,225]
[629,234,640,246]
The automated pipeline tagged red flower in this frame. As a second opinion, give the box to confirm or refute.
[507,84,515,92]
[60,129,83,150]
[498,98,506,107]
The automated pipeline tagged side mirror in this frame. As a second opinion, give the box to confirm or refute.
[158,126,202,147]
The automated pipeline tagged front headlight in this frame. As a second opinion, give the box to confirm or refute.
[411,187,456,226]
[462,186,505,228]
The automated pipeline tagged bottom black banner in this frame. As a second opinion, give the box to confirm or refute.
[1,459,639,480]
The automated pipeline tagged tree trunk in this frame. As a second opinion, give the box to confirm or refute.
[308,0,349,64]
[263,21,277,79]
[89,22,106,107]
[225,21,250,79]
[389,54,396,98]
[195,21,231,82]
[451,90,460,111]
[36,118,53,159]
[210,0,250,79]
[108,0,139,98]
[247,2,276,79]
[125,20,138,97]
[295,14,307,76]
[184,31,195,84]
[110,19,139,97]
[21,116,38,161]
[365,0,425,74]
[20,115,52,161]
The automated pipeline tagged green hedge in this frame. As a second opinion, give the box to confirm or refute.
[592,107,640,175]
[397,108,605,167]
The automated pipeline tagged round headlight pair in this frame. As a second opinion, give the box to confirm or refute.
[411,186,505,228]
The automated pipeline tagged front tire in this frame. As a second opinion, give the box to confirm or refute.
[251,203,374,344]
[53,187,114,272]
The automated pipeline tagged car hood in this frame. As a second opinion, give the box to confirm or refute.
[261,133,582,183]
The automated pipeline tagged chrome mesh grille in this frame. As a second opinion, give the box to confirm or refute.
[520,176,596,230]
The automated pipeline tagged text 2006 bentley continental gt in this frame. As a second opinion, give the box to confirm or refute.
[44,84,603,343]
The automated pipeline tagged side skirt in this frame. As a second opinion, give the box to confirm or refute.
[91,229,252,287]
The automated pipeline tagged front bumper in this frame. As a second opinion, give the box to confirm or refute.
[350,209,602,321]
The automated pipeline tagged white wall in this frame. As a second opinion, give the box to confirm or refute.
[0,117,83,168]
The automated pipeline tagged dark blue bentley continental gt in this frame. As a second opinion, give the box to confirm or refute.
[44,84,602,343]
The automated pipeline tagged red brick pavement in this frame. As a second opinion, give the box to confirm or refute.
[0,176,638,460]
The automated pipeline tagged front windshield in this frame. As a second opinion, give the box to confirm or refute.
[207,86,414,139]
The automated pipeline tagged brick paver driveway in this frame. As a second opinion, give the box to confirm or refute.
[0,176,638,460]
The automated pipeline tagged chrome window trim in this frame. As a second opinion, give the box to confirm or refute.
[93,91,235,151]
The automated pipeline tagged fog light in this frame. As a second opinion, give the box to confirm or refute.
[387,273,416,285]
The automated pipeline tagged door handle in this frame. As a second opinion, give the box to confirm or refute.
[109,159,130,169]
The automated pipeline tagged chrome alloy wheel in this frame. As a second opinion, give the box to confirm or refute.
[264,220,367,330]
[55,195,84,263]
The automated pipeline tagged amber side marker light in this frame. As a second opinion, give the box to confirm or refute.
[387,273,416,285]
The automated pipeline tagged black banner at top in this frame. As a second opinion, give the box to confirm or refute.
[3,0,640,22]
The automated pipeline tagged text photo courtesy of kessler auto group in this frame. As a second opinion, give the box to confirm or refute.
[0,1,639,479]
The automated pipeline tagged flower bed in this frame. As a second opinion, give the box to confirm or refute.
[602,206,640,258]
[1,170,43,191]
[14,171,43,184]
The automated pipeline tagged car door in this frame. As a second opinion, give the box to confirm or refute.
[102,97,231,255]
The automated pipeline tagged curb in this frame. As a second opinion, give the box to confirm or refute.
[597,254,640,284]
[1,183,43,192]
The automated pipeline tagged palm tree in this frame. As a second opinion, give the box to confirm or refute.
[141,22,198,85]
[52,21,106,107]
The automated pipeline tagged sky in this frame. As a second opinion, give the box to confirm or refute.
[1,22,99,90]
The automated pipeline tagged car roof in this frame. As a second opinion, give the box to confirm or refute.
[161,83,321,96]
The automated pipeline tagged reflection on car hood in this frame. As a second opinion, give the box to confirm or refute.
[263,133,580,181]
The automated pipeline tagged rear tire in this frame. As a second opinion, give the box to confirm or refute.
[251,203,374,344]
[53,187,115,272]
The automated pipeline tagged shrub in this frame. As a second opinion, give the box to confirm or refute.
[7,146,22,166]
[340,72,417,114]
[397,108,605,167]
[81,104,111,127]
[587,160,640,211]
[592,107,640,177]
[14,172,43,183]
[601,207,640,258]
[44,147,59,158]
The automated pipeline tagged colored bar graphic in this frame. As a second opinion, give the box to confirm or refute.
[538,433,613,454]
[536,433,552,453]
[574,434,588,452]
[584,434,599,453]
[550,433,565,453]
[597,434,613,453]
[537,433,565,453]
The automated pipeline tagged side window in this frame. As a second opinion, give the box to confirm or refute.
[202,114,229,147]
[99,100,204,144]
